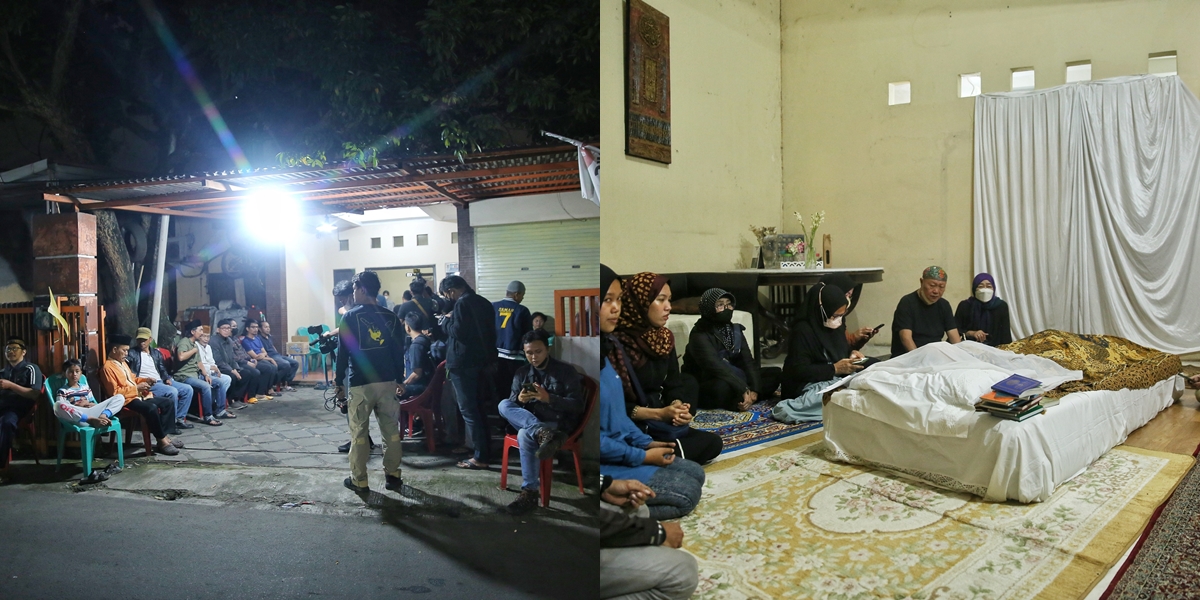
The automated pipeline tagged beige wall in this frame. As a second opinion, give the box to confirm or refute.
[600,0,784,273]
[781,0,1200,349]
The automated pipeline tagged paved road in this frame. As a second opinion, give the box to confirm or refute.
[0,486,598,600]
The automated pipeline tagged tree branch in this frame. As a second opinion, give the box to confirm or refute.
[50,0,85,98]
[0,31,30,89]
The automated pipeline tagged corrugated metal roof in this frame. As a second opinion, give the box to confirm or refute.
[42,144,588,218]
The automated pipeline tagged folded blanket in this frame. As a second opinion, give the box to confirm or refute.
[1000,330,1181,398]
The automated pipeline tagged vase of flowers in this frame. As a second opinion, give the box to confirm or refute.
[793,210,826,269]
[751,225,778,268]
[776,234,805,267]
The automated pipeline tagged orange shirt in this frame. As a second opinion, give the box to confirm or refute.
[100,359,152,406]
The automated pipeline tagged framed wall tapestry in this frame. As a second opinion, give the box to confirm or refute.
[625,0,671,164]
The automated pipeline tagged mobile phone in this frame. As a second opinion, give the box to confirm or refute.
[522,382,537,393]
[853,357,868,364]
[871,323,886,335]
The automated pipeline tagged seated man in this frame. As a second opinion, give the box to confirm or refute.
[174,320,221,426]
[890,265,962,358]
[52,358,126,428]
[260,320,298,392]
[128,327,194,434]
[101,334,182,455]
[600,476,698,600]
[240,319,281,394]
[531,312,555,347]
[497,329,585,515]
[401,313,434,400]
[0,336,45,469]
[212,319,271,404]
[196,329,235,419]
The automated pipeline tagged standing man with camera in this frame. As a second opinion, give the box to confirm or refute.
[336,271,406,493]
[439,275,496,470]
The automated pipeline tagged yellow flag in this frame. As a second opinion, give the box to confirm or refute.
[47,288,72,338]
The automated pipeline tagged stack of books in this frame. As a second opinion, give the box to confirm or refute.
[977,374,1046,422]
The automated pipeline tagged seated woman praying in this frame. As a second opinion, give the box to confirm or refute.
[52,358,127,428]
[614,272,723,464]
[774,282,864,423]
[681,288,762,411]
[954,273,1013,346]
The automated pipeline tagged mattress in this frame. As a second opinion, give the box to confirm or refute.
[822,342,1182,502]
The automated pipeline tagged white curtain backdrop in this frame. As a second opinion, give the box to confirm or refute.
[974,75,1200,353]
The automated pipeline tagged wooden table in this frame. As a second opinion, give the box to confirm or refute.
[726,267,885,359]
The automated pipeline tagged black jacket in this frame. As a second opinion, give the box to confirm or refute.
[336,303,406,387]
[625,349,693,416]
[599,475,664,548]
[444,291,497,369]
[954,298,1013,347]
[211,334,249,375]
[780,320,849,399]
[681,321,760,393]
[508,356,586,433]
[126,347,172,382]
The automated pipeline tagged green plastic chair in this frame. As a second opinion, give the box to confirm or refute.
[47,374,124,477]
[296,325,329,377]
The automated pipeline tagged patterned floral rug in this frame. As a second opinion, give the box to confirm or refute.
[1100,444,1200,599]
[681,432,1194,599]
[692,399,821,454]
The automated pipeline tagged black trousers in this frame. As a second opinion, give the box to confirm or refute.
[647,428,722,465]
[0,407,28,466]
[228,367,270,400]
[695,378,744,411]
[255,361,279,388]
[124,397,173,440]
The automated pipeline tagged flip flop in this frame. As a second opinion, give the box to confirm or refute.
[456,459,489,470]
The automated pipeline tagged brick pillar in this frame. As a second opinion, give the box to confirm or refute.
[456,204,476,288]
[31,212,100,368]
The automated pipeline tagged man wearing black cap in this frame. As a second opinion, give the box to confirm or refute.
[175,320,224,425]
[0,336,44,468]
[493,280,533,407]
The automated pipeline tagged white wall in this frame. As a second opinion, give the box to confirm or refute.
[284,216,460,333]
[469,192,600,227]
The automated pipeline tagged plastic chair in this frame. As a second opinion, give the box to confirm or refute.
[297,326,329,378]
[47,375,124,477]
[499,375,598,508]
[398,362,447,454]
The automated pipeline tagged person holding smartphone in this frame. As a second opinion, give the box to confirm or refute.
[775,283,864,423]
[497,329,585,515]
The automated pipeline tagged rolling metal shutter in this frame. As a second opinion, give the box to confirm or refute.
[474,218,599,317]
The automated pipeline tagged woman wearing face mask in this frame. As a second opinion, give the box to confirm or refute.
[613,272,723,464]
[682,288,763,411]
[774,283,863,423]
[954,273,1012,347]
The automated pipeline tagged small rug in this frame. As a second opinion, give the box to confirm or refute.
[692,399,820,454]
[1100,444,1200,599]
[681,432,1194,599]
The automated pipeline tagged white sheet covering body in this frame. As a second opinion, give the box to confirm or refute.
[823,342,1180,502]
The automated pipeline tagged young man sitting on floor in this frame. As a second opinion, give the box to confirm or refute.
[497,329,586,515]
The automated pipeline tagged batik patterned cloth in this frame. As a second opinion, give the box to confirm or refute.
[1000,330,1181,398]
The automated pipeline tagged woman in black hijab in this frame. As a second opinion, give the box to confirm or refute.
[682,288,762,411]
[774,283,864,423]
[817,273,877,350]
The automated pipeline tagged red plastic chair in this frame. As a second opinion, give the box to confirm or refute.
[500,375,598,508]
[99,373,154,456]
[398,361,447,454]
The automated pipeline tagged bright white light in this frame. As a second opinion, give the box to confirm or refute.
[242,187,301,244]
[316,220,337,233]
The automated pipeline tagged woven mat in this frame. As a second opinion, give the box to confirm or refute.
[683,432,1194,599]
[691,398,821,454]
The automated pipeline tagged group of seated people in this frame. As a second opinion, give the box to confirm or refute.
[595,263,1020,599]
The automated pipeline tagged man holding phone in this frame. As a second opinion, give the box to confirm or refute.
[497,329,586,515]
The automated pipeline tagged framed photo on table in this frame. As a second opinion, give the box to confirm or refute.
[625,0,671,164]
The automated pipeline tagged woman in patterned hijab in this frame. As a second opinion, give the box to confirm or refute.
[613,271,723,464]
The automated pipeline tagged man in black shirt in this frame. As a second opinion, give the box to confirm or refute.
[891,266,962,357]
[0,336,44,469]
[440,275,496,470]
[498,329,585,514]
[336,270,406,493]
